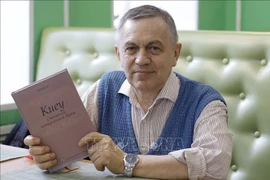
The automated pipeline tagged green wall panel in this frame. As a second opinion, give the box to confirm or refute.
[199,0,270,31]
[34,0,64,79]
[198,0,236,31]
[198,0,226,30]
[0,109,21,126]
[69,0,112,27]
[224,0,236,31]
[241,0,270,31]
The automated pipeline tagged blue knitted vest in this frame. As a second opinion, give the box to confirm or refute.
[98,71,226,155]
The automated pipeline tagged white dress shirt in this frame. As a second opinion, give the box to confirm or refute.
[81,72,233,180]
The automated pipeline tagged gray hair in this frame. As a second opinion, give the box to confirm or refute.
[116,5,178,45]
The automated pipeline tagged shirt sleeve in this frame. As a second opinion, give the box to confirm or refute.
[80,80,100,130]
[169,100,233,180]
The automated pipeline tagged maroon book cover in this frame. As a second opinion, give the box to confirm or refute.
[11,69,96,173]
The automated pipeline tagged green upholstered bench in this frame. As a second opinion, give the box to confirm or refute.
[36,28,270,180]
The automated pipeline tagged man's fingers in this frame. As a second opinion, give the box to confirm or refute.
[24,135,41,146]
[88,143,99,157]
[33,153,56,163]
[78,132,108,147]
[29,146,50,156]
[90,152,100,163]
[36,159,57,170]
[93,157,106,172]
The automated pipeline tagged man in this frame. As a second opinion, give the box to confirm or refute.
[24,5,232,180]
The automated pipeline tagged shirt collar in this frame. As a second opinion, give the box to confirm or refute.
[156,71,180,102]
[118,71,180,103]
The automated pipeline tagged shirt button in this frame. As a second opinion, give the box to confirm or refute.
[140,146,148,153]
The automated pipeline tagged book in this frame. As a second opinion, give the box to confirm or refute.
[11,69,96,173]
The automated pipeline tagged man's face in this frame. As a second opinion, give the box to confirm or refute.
[115,17,181,92]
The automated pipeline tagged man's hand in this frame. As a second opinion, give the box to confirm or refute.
[24,135,57,170]
[78,132,126,174]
